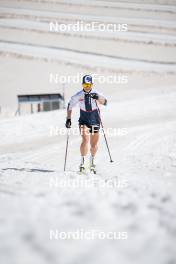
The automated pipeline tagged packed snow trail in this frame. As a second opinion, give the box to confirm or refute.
[0,88,176,264]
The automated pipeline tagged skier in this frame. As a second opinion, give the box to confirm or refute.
[65,75,107,173]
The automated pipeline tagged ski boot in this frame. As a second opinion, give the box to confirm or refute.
[90,156,96,174]
[90,164,96,174]
[79,164,86,174]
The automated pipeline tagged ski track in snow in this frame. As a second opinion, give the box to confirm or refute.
[0,94,176,264]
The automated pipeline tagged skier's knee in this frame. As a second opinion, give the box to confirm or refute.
[82,136,89,145]
[91,143,98,150]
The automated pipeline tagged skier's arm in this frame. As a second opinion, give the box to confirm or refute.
[91,93,107,106]
[67,93,79,115]
[67,109,72,119]
[65,93,79,128]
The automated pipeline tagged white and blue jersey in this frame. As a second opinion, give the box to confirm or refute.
[67,89,107,126]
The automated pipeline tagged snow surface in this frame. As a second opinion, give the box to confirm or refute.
[0,87,176,264]
[0,0,176,263]
[1,41,175,73]
[1,18,176,46]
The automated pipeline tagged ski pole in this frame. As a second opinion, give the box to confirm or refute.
[95,101,113,163]
[64,128,70,171]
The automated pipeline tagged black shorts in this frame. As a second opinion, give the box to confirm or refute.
[79,123,100,134]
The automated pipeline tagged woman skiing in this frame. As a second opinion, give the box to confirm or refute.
[65,75,107,173]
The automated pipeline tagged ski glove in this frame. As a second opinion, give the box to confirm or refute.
[65,118,71,128]
[91,93,99,100]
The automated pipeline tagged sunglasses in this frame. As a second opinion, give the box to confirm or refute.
[83,83,92,88]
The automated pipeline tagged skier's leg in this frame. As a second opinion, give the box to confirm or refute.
[89,131,99,173]
[80,125,90,157]
[90,132,99,157]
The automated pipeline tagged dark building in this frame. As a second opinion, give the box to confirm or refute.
[17,93,65,115]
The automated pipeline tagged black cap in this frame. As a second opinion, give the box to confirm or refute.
[82,75,93,84]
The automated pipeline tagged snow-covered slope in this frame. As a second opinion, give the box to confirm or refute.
[1,0,176,263]
[0,85,176,264]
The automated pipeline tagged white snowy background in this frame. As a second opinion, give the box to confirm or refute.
[0,0,176,264]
